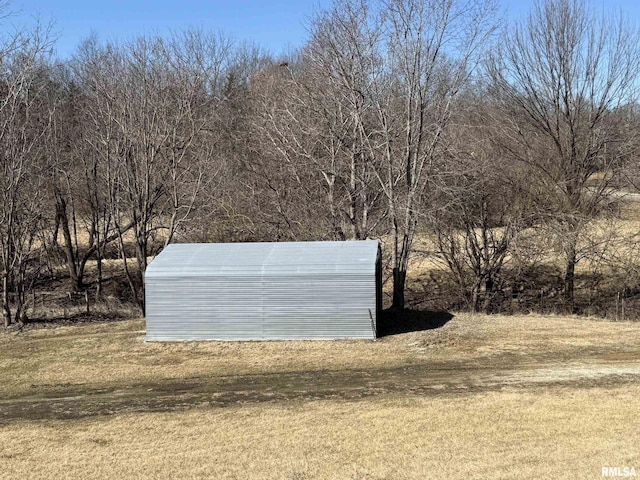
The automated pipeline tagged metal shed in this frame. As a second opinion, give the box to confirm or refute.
[145,240,381,341]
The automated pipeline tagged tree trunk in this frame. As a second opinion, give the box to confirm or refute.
[392,267,406,311]
[52,211,60,248]
[56,195,81,290]
[14,292,25,325]
[349,154,360,240]
[136,237,147,315]
[564,243,577,311]
[96,253,103,299]
[471,283,481,313]
[2,273,11,327]
[483,276,494,314]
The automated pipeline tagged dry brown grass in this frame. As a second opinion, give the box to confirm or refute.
[1,387,639,479]
[1,313,640,478]
[2,313,639,400]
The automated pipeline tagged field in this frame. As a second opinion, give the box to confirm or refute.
[1,313,640,479]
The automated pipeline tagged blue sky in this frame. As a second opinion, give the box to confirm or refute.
[8,0,640,59]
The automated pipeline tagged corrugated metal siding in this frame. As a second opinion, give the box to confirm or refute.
[145,241,378,341]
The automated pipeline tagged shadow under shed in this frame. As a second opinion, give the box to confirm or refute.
[377,308,454,337]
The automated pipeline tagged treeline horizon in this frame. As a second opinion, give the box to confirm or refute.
[3,0,640,326]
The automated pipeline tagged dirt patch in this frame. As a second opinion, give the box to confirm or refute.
[2,356,639,424]
[2,313,640,424]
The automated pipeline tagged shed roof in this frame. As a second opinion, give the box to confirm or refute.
[146,240,379,277]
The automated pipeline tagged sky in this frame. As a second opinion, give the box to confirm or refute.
[7,0,640,60]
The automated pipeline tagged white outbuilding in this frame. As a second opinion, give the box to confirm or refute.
[145,240,381,341]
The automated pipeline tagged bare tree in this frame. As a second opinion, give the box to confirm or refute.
[308,0,497,309]
[190,44,274,243]
[249,56,385,241]
[0,19,56,326]
[76,32,233,313]
[429,99,535,312]
[487,0,640,309]
[45,64,123,294]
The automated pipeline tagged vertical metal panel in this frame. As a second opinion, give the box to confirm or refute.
[145,241,379,341]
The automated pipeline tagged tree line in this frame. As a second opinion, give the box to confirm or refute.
[2,0,640,326]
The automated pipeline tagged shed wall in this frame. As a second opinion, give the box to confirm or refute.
[145,241,378,341]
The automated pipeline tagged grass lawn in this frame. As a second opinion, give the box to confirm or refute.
[1,313,640,479]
